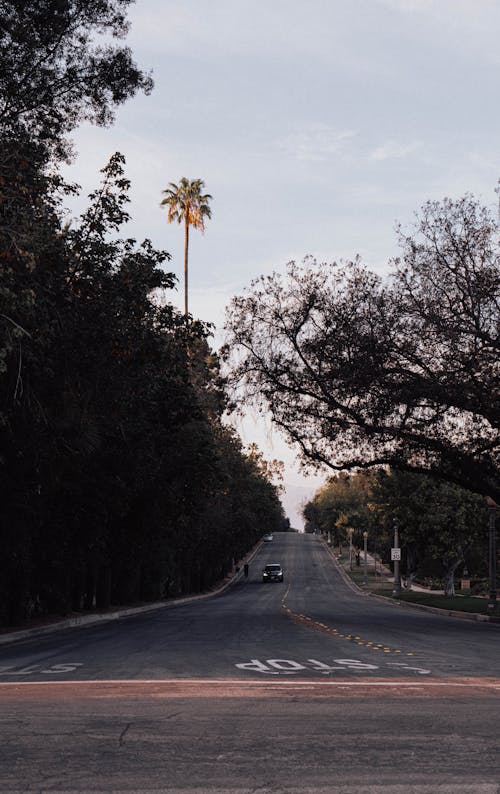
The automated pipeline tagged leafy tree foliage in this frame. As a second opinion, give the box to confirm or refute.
[372,470,488,595]
[303,472,374,541]
[0,153,284,626]
[246,442,285,493]
[0,0,152,160]
[1,0,152,417]
[224,195,499,501]
[304,469,488,594]
[0,3,283,626]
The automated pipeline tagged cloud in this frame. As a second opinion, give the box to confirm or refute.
[377,0,495,17]
[376,0,434,12]
[370,139,423,162]
[278,124,358,163]
[128,1,327,60]
[375,0,500,65]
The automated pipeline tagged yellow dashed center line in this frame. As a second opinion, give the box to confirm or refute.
[281,598,414,657]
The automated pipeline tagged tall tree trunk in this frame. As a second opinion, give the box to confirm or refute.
[443,557,463,596]
[184,217,189,317]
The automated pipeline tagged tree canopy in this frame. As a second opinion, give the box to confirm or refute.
[0,2,284,627]
[0,0,152,160]
[0,152,284,626]
[304,469,488,595]
[224,195,499,501]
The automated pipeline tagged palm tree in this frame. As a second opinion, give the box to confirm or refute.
[160,178,212,317]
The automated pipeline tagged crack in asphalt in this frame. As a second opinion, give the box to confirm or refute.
[118,721,131,746]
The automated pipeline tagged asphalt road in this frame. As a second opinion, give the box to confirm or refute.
[1,532,499,792]
[1,532,498,681]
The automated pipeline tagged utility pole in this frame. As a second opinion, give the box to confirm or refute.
[392,520,402,596]
[487,498,497,612]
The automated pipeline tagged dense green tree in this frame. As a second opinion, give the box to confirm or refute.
[0,150,284,626]
[0,0,152,161]
[303,472,375,544]
[371,470,488,595]
[304,469,489,595]
[0,1,284,627]
[1,0,152,428]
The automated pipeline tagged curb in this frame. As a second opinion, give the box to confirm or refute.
[369,592,500,624]
[323,542,370,597]
[321,539,500,625]
[0,540,264,646]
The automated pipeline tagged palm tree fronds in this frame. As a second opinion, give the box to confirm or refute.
[160,177,212,316]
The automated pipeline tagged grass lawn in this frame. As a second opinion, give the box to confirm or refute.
[347,568,394,595]
[396,590,496,614]
[335,553,497,616]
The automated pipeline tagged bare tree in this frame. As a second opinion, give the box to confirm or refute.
[224,195,499,501]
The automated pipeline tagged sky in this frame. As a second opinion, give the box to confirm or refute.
[63,0,500,528]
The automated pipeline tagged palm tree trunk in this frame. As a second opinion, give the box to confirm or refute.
[184,217,189,317]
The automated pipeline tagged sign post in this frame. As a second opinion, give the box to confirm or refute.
[392,521,401,596]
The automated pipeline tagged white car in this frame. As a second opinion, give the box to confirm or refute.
[263,533,274,542]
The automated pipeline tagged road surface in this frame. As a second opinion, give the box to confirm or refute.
[1,532,499,792]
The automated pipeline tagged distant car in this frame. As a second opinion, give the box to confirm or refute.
[262,563,284,583]
[263,533,274,542]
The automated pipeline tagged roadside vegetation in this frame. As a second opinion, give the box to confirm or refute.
[224,191,499,504]
[304,469,496,611]
[337,548,494,615]
[224,120,499,611]
[0,1,285,627]
[1,1,498,629]
[337,548,495,616]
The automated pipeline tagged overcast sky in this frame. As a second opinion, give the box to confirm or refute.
[64,0,500,527]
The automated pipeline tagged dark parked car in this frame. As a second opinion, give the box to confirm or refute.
[262,563,284,583]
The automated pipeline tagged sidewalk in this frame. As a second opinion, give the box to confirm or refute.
[326,542,500,624]
[363,552,444,595]
[331,548,441,593]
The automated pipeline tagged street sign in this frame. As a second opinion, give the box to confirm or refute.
[391,548,401,561]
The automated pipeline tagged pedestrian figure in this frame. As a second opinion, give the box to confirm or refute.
[244,563,249,578]
[355,548,361,567]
